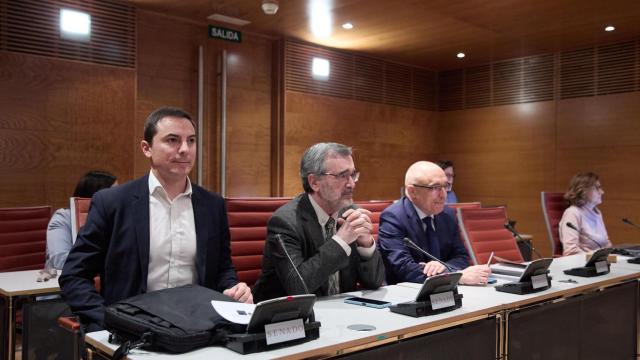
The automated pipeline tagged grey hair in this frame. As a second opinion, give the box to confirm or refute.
[300,142,352,193]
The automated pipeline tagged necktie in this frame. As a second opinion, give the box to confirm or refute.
[325,217,340,295]
[422,216,441,261]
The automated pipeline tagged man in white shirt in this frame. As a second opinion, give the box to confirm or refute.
[60,107,252,332]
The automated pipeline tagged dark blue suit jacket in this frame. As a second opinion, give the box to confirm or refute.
[377,197,470,284]
[59,174,238,331]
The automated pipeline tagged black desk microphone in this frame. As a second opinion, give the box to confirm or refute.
[403,237,457,272]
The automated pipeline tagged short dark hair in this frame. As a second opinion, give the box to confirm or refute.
[436,160,454,170]
[73,170,117,198]
[564,172,599,207]
[143,107,195,144]
[300,142,352,193]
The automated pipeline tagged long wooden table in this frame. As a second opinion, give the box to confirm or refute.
[84,254,640,359]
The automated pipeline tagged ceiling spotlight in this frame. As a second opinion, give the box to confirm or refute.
[261,0,279,15]
[604,25,615,32]
[342,22,354,30]
[456,52,466,59]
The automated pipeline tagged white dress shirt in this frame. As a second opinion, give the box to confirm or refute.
[146,171,198,292]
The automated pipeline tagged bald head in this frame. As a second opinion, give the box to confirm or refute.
[404,161,448,215]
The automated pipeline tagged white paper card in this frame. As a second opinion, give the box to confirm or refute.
[595,260,608,274]
[429,291,455,310]
[264,318,305,345]
[531,274,548,289]
[211,300,256,325]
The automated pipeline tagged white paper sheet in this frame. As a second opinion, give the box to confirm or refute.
[211,300,256,324]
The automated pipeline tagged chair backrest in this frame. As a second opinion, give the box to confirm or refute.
[355,200,394,240]
[70,197,92,242]
[541,192,568,257]
[225,197,292,287]
[457,207,524,265]
[446,202,482,211]
[0,206,51,271]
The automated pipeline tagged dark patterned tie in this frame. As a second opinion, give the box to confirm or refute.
[422,216,441,261]
[325,217,340,295]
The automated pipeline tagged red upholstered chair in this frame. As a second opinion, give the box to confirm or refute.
[446,202,482,211]
[0,206,51,271]
[70,197,92,243]
[225,197,292,287]
[457,207,524,265]
[541,192,568,257]
[355,200,394,240]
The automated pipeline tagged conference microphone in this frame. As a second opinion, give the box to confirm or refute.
[402,237,457,272]
[504,220,543,259]
[622,218,640,230]
[276,234,311,295]
[276,234,316,323]
[566,222,603,249]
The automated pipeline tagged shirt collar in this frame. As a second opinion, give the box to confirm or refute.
[148,171,193,199]
[411,202,436,230]
[308,194,336,227]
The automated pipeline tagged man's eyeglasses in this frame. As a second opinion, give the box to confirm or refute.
[321,170,360,183]
[412,183,450,192]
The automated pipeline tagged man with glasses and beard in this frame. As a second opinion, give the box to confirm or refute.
[252,142,385,302]
[377,161,491,285]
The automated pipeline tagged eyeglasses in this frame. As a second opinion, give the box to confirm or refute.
[321,170,360,183]
[412,183,450,192]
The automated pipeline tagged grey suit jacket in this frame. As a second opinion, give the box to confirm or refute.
[252,193,385,302]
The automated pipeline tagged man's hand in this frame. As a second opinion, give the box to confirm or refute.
[459,265,492,285]
[420,261,446,277]
[223,282,253,304]
[336,208,373,245]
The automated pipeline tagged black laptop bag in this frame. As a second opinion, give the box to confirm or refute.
[104,284,240,359]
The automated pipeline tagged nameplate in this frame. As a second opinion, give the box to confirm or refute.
[264,318,305,345]
[531,274,548,289]
[430,291,455,310]
[595,260,608,274]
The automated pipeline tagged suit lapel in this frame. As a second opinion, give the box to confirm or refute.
[191,187,208,285]
[133,175,151,292]
[299,194,324,251]
[403,197,428,247]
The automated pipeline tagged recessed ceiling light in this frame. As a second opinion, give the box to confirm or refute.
[312,57,330,79]
[604,25,615,32]
[456,52,466,59]
[207,13,251,26]
[60,8,91,41]
[342,22,354,30]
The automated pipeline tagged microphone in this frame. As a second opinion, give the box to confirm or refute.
[504,220,543,259]
[566,222,602,249]
[622,218,640,230]
[275,234,316,323]
[276,234,311,295]
[402,237,457,272]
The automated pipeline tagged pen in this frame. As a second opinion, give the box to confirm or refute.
[486,251,494,267]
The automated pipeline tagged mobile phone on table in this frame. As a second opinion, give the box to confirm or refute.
[344,296,392,309]
[487,277,497,284]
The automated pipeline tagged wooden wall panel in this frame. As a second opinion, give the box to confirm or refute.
[136,11,274,196]
[438,92,640,256]
[224,35,273,197]
[283,91,437,200]
[0,50,135,209]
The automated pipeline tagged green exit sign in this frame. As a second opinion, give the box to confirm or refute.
[208,25,241,43]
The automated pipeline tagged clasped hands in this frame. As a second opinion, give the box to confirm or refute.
[335,208,374,248]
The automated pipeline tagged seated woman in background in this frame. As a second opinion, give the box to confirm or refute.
[46,170,117,270]
[559,172,612,256]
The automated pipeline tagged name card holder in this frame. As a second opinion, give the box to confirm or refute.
[563,248,613,278]
[389,272,463,317]
[225,294,321,355]
[495,258,554,295]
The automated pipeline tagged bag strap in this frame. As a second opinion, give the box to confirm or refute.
[111,332,152,360]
